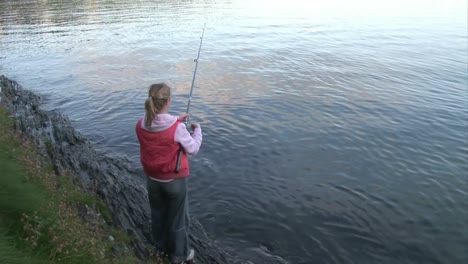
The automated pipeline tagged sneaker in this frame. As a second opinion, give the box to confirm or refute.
[171,249,195,264]
[186,249,195,261]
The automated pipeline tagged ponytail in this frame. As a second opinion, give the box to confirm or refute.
[145,96,157,128]
[144,83,171,129]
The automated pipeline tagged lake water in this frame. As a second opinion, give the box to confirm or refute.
[1,0,467,263]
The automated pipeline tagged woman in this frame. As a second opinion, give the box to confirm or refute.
[136,83,202,263]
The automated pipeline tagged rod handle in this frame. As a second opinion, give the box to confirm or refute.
[175,147,183,173]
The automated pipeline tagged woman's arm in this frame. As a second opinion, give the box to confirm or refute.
[174,123,202,155]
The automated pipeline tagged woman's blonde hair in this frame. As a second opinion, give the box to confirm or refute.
[145,83,171,128]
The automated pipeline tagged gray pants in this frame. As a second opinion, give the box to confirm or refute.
[147,177,190,263]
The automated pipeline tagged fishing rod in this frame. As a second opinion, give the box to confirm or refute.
[175,23,206,173]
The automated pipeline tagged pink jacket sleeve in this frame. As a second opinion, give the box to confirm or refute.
[174,123,202,155]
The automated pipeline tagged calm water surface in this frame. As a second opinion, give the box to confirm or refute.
[1,0,467,263]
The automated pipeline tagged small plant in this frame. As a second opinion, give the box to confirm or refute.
[44,141,53,158]
[95,200,112,224]
[111,230,131,244]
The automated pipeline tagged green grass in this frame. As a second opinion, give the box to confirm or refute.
[0,228,48,264]
[0,108,53,262]
[0,144,49,224]
[0,106,167,264]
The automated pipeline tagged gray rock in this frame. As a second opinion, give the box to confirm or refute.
[0,75,245,264]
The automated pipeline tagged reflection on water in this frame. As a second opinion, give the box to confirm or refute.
[1,0,467,263]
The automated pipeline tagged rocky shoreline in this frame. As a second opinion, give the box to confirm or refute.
[0,75,246,264]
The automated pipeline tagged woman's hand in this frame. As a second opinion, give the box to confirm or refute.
[178,113,190,121]
[191,122,201,130]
